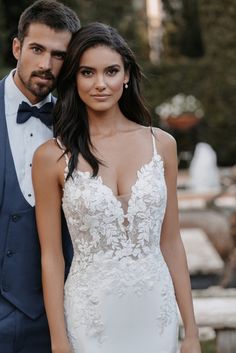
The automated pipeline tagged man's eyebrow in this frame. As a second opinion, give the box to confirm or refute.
[51,50,66,56]
[28,42,45,49]
[28,42,66,55]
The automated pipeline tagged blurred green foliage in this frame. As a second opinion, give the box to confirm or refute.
[0,0,235,165]
[201,339,216,353]
[155,0,236,166]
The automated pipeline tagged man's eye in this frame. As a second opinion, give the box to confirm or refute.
[32,47,41,54]
[53,53,65,60]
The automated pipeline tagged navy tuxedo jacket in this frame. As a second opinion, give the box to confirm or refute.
[0,78,6,210]
[0,77,72,319]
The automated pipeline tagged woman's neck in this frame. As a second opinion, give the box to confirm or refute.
[88,106,128,138]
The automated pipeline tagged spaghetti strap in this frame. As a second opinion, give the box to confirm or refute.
[151,129,158,156]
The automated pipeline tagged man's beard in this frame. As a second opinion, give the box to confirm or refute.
[18,67,56,99]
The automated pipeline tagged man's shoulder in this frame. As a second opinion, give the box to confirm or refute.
[0,74,9,84]
[0,73,10,98]
[0,78,6,103]
[0,76,6,92]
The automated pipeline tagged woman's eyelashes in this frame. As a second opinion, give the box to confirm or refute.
[79,69,93,77]
[79,66,120,77]
[106,67,120,76]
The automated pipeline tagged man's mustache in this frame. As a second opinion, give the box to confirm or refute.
[31,70,55,81]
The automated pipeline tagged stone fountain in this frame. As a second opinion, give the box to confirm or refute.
[189,142,221,193]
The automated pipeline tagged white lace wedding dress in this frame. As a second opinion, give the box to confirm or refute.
[62,134,179,353]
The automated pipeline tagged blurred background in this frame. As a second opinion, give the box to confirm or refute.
[0,1,235,352]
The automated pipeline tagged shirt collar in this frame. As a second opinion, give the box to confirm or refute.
[5,69,52,114]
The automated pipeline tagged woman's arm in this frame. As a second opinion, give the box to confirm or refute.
[157,130,201,353]
[32,141,72,353]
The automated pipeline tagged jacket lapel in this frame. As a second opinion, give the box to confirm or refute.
[0,78,7,209]
[0,78,56,208]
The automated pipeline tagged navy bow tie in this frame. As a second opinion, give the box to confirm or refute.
[16,101,54,127]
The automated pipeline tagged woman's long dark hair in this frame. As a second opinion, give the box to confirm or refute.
[54,22,151,178]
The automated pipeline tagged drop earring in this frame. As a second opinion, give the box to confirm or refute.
[124,82,128,89]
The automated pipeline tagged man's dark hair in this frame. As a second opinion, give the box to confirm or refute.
[18,0,80,44]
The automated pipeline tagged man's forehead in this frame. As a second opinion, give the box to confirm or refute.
[23,23,72,49]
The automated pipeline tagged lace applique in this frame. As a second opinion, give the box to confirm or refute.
[156,267,178,335]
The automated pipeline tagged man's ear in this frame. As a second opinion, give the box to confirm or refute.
[12,37,21,61]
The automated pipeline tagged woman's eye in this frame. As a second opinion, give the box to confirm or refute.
[107,68,119,76]
[80,70,93,77]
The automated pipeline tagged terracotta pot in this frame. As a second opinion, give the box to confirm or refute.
[165,113,200,131]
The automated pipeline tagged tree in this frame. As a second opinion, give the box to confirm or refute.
[144,0,236,166]
[1,0,32,67]
[0,0,149,68]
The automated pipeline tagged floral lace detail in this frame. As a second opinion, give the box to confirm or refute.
[62,145,178,346]
[156,267,178,335]
[62,154,166,266]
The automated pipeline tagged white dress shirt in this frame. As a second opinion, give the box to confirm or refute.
[4,70,53,206]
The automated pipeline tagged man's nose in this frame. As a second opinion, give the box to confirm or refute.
[38,53,52,70]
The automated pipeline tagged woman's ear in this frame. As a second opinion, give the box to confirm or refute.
[124,70,130,85]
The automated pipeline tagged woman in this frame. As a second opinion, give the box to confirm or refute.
[32,22,201,353]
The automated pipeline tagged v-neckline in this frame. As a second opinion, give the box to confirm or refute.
[74,153,162,219]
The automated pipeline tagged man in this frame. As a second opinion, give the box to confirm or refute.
[0,1,80,352]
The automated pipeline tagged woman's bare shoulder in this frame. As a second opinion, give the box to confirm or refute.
[152,127,176,145]
[152,127,177,162]
[33,138,65,167]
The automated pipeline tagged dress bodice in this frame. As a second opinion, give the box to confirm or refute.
[62,134,167,271]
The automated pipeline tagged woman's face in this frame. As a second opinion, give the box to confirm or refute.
[76,45,129,114]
